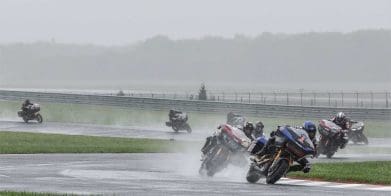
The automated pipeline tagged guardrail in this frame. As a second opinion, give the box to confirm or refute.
[0,90,390,121]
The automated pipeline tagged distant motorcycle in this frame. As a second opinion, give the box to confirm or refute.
[348,121,368,145]
[165,112,192,133]
[316,119,348,158]
[246,126,315,184]
[17,103,43,123]
[226,112,246,128]
[199,124,251,177]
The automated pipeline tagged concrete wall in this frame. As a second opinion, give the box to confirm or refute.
[0,90,389,121]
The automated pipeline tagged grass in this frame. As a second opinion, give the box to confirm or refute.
[0,191,71,196]
[1,100,390,137]
[288,161,391,185]
[0,131,196,154]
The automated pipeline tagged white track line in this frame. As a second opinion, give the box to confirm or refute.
[281,178,391,191]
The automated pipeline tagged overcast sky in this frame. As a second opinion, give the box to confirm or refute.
[0,0,390,45]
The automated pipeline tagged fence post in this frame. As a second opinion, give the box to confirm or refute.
[235,92,238,102]
[222,92,225,101]
[313,92,316,106]
[355,91,359,107]
[386,91,389,108]
[286,93,289,105]
[341,91,344,107]
[328,92,331,107]
[273,92,277,104]
[370,91,373,108]
[300,91,303,106]
[248,92,251,103]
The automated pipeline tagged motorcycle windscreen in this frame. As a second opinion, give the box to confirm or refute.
[321,120,341,130]
[281,127,315,156]
[230,126,251,142]
[231,117,246,127]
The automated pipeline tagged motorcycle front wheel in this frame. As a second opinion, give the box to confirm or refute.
[185,124,192,133]
[266,159,289,184]
[360,134,369,145]
[199,146,229,177]
[36,114,43,123]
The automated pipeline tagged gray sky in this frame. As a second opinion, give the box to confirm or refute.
[0,0,390,45]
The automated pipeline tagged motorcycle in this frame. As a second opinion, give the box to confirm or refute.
[316,119,348,158]
[246,126,315,184]
[226,113,246,128]
[348,121,368,145]
[165,112,192,133]
[17,103,43,123]
[199,124,251,177]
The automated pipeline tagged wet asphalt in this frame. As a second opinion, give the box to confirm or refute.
[0,120,391,195]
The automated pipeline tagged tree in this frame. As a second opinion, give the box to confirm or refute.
[198,83,207,100]
[117,90,125,96]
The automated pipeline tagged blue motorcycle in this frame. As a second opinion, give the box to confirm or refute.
[246,126,315,184]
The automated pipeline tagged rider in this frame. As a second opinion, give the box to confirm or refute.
[330,112,350,149]
[255,125,313,173]
[21,99,33,114]
[302,121,317,147]
[331,112,351,130]
[201,121,255,159]
[169,109,182,121]
[253,121,265,138]
[243,122,255,141]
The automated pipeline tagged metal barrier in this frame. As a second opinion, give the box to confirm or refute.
[0,90,390,121]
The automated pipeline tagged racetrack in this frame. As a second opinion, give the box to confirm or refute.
[1,120,391,147]
[0,120,208,141]
[1,120,391,195]
[1,153,391,196]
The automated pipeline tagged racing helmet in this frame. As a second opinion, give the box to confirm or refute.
[244,122,254,135]
[335,112,346,124]
[303,121,316,140]
[255,121,264,130]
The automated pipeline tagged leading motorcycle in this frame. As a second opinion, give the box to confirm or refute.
[199,124,251,177]
[246,126,315,184]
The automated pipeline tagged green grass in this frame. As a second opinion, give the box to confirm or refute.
[288,161,391,185]
[0,191,71,196]
[0,131,195,154]
[1,100,390,137]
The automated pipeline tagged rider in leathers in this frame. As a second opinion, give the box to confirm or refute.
[21,99,33,115]
[330,112,350,149]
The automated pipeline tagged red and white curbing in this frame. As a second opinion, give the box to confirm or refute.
[279,178,391,191]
